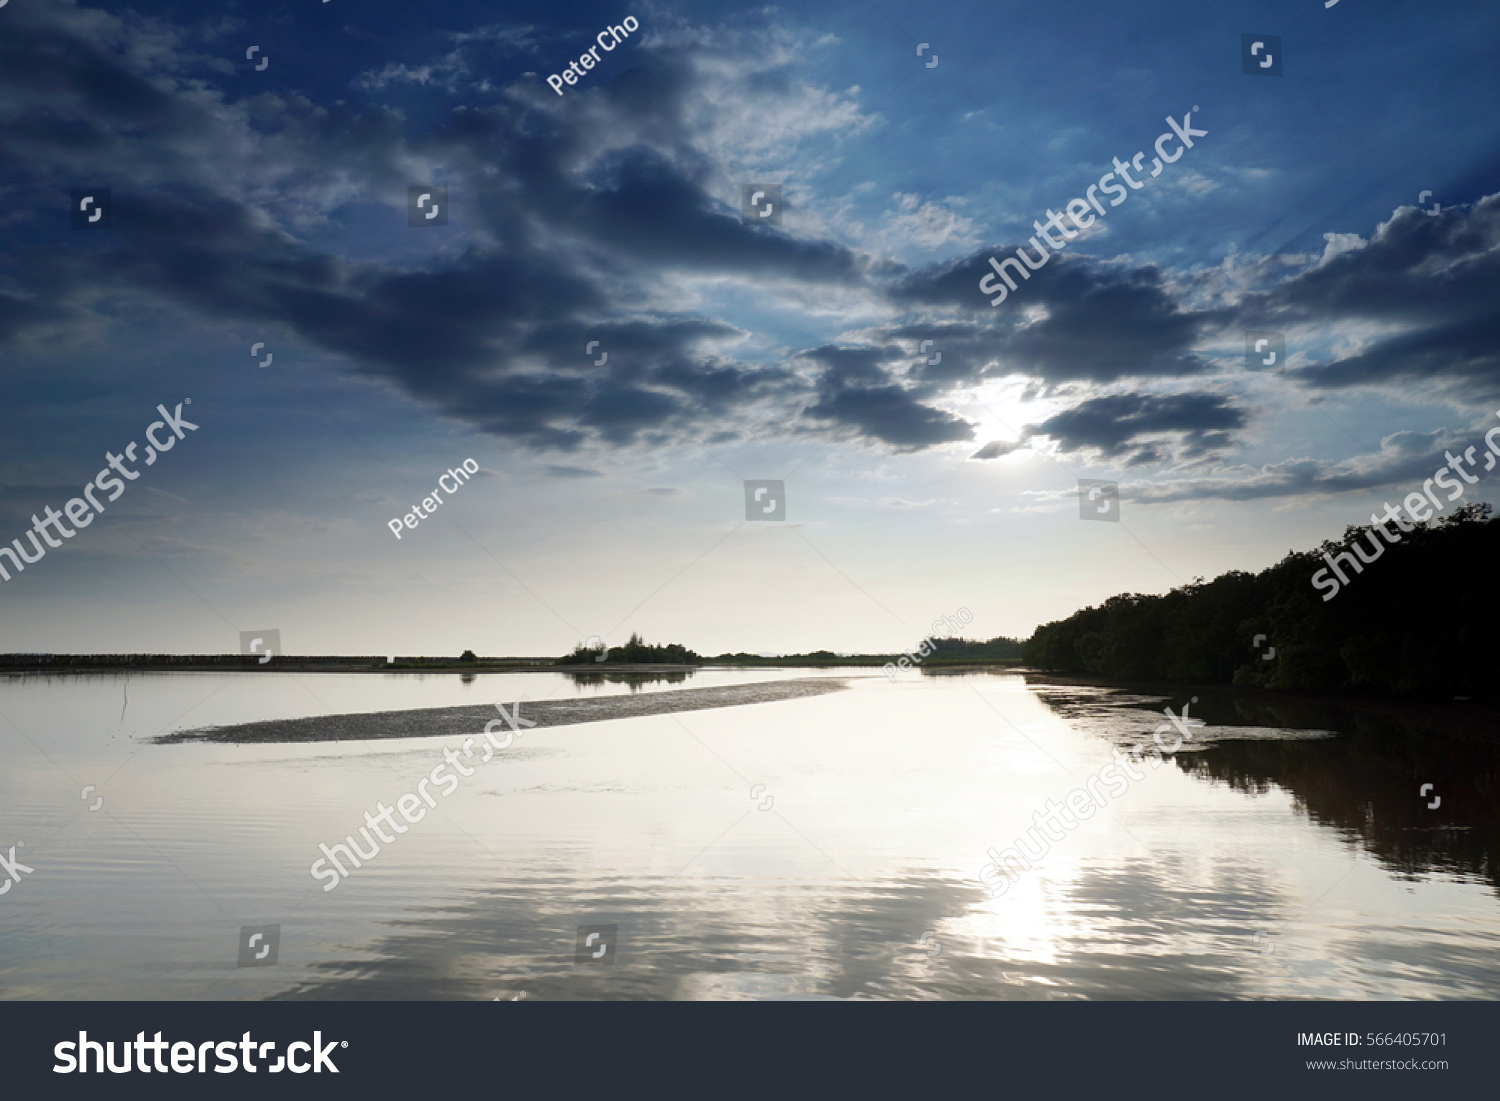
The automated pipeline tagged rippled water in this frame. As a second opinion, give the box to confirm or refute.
[1,667,1497,1000]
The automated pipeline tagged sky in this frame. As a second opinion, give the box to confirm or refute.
[1,0,1498,657]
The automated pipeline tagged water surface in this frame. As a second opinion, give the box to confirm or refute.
[1,667,1496,999]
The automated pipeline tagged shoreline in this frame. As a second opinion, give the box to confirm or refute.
[156,676,853,745]
[1,658,1024,675]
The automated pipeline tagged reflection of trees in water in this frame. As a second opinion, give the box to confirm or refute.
[562,669,695,692]
[1181,728,1500,897]
[1033,679,1500,897]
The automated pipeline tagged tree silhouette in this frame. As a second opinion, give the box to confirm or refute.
[1025,504,1496,695]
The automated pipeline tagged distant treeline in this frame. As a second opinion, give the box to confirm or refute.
[558,633,702,665]
[712,650,847,664]
[919,636,1026,661]
[560,634,1026,666]
[0,654,546,669]
[1024,503,1498,695]
[0,653,382,668]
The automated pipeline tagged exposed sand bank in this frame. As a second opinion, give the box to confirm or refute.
[156,677,851,744]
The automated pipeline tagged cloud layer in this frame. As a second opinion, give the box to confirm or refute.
[3,1,1498,505]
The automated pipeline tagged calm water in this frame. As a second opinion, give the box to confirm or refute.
[0,667,1496,1000]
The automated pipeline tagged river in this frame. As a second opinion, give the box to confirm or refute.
[0,667,1496,999]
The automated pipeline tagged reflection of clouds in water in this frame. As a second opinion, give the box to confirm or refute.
[274,870,988,1001]
[269,857,1324,999]
[958,855,1500,999]
[1330,928,1500,996]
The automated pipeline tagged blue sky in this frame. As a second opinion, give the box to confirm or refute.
[2,0,1498,656]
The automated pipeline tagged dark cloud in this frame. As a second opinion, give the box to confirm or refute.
[875,322,999,389]
[999,263,1214,383]
[969,438,1027,461]
[1264,200,1500,323]
[0,6,862,455]
[1029,391,1247,461]
[546,146,867,283]
[1251,197,1500,395]
[1127,426,1492,504]
[1289,314,1500,391]
[795,344,974,451]
[888,251,1220,386]
[797,344,899,387]
[802,375,974,451]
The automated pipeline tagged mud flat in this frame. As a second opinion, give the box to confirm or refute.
[156,677,851,745]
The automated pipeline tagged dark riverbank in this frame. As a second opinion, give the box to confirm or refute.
[156,676,853,744]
